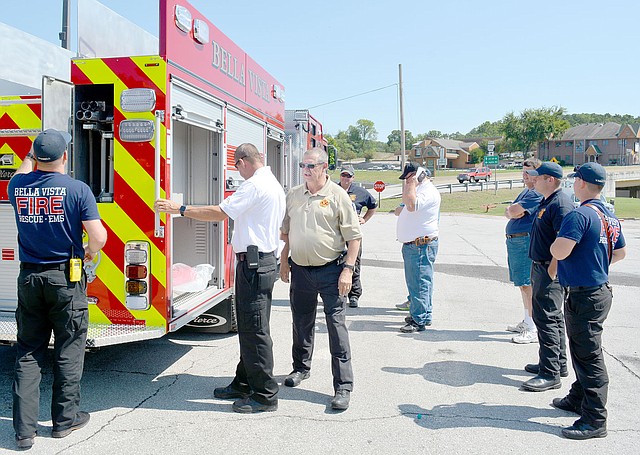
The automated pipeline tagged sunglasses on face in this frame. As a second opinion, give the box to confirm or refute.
[299,162,324,169]
[340,173,353,178]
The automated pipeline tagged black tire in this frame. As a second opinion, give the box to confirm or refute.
[458,179,464,184]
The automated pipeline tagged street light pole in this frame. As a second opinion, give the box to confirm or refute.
[60,0,70,50]
[398,64,405,169]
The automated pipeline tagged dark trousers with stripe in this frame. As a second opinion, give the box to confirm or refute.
[531,262,567,379]
[565,284,612,427]
[230,253,279,405]
[289,260,353,392]
[13,266,88,438]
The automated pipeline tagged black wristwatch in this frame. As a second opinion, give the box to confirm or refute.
[179,205,187,216]
[26,151,36,161]
[343,264,355,271]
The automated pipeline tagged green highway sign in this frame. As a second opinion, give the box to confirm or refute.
[484,155,499,165]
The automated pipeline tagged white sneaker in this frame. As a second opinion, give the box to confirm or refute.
[395,300,410,311]
[506,320,527,333]
[512,329,538,344]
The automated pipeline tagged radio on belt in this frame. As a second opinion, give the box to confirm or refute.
[246,245,259,269]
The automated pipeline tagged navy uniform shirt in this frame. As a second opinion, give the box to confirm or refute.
[344,184,377,215]
[529,188,574,262]
[557,199,625,287]
[506,188,543,235]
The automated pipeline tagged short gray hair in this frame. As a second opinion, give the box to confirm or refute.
[304,147,328,164]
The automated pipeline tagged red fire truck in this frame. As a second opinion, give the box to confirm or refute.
[0,0,299,347]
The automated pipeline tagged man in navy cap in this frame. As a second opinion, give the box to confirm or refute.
[9,129,107,449]
[395,162,440,333]
[550,162,626,439]
[520,161,574,392]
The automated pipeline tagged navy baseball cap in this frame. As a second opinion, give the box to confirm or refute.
[525,162,563,179]
[33,129,72,162]
[568,162,606,186]
[399,162,419,179]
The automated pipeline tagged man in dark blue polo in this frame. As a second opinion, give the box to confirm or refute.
[521,162,574,392]
[550,162,626,439]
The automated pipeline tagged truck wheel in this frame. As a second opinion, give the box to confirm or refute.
[458,179,464,184]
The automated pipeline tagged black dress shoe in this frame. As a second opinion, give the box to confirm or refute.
[52,411,90,438]
[562,421,607,440]
[349,297,359,308]
[214,384,250,400]
[552,396,582,415]
[284,370,310,387]
[232,397,277,413]
[331,390,350,410]
[524,363,569,378]
[522,375,561,392]
[15,434,35,450]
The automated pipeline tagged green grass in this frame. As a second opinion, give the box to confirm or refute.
[378,188,522,216]
[613,197,640,219]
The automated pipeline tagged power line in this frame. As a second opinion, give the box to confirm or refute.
[307,83,398,110]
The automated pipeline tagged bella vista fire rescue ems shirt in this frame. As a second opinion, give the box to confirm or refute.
[556,199,626,287]
[9,170,100,264]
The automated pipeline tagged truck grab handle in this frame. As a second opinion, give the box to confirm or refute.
[154,110,165,238]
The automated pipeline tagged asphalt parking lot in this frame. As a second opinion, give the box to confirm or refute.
[0,213,638,454]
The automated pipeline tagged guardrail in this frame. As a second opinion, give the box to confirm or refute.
[435,179,525,194]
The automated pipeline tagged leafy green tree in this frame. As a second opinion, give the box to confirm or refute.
[354,119,377,154]
[387,129,415,148]
[466,120,504,138]
[502,106,570,154]
[326,133,356,162]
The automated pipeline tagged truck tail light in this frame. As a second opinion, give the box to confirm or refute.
[124,242,151,310]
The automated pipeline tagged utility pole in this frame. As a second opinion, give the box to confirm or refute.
[60,0,70,50]
[398,64,405,169]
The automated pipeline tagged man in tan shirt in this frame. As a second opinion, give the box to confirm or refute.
[280,148,361,410]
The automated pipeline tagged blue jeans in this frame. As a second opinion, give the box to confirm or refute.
[402,239,439,326]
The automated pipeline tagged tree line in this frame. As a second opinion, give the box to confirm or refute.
[326,108,640,163]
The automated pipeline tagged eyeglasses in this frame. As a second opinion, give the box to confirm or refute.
[299,162,324,169]
[340,173,353,178]
[234,157,243,167]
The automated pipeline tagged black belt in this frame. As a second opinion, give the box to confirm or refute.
[568,283,607,293]
[533,260,551,265]
[20,262,67,271]
[295,257,342,269]
[506,232,529,239]
[236,251,275,262]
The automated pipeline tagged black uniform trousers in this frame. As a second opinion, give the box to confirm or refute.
[348,241,363,300]
[230,252,278,406]
[13,264,88,438]
[531,262,567,379]
[289,260,353,392]
[564,284,612,427]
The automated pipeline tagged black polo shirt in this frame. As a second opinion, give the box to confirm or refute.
[529,188,574,262]
[344,184,377,215]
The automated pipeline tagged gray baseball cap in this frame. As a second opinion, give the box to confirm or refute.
[33,129,72,162]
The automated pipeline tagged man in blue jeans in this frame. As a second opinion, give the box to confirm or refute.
[395,162,441,333]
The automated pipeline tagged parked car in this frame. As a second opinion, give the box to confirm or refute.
[457,167,492,183]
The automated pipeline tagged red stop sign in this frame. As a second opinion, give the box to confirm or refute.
[373,181,386,192]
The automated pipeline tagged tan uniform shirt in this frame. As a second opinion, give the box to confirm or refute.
[282,176,362,266]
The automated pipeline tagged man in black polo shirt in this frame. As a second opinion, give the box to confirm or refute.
[521,162,574,392]
[337,165,377,308]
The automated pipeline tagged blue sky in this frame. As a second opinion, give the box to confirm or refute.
[3,0,639,141]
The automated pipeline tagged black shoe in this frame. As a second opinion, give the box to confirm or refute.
[214,384,250,400]
[284,370,310,387]
[52,411,90,438]
[349,297,359,308]
[562,421,607,440]
[232,397,277,413]
[404,315,432,326]
[15,434,35,450]
[552,396,582,415]
[331,390,350,410]
[524,363,569,378]
[522,375,561,392]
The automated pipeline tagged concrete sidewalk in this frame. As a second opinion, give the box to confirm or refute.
[0,214,637,454]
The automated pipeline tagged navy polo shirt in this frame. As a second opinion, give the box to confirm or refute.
[557,199,626,287]
[506,188,543,235]
[529,189,574,262]
[344,184,377,215]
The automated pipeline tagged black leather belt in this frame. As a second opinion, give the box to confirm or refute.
[568,283,607,292]
[533,260,551,265]
[236,251,275,262]
[20,262,67,271]
[506,232,529,239]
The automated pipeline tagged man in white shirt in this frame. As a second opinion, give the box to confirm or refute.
[155,143,285,413]
[395,162,441,333]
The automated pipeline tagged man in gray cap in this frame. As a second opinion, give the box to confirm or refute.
[9,129,107,449]
[337,165,377,307]
[395,162,440,333]
[520,161,574,392]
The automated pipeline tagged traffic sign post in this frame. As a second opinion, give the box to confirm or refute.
[373,180,385,207]
[483,155,499,195]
